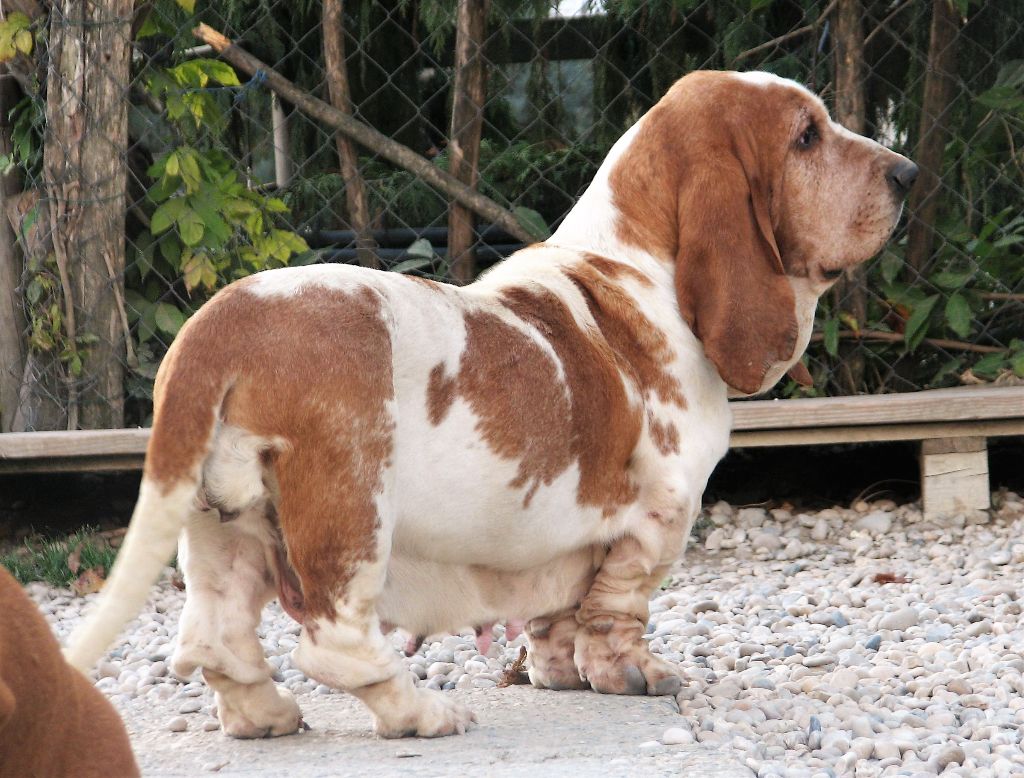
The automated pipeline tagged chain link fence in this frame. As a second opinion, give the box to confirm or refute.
[0,0,1021,432]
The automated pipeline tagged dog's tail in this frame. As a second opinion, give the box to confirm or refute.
[65,316,230,672]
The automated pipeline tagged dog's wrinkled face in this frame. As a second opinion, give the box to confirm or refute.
[764,74,916,291]
[609,71,916,395]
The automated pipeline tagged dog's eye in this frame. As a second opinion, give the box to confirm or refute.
[797,123,819,150]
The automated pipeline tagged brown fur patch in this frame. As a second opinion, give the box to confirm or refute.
[426,289,640,516]
[426,363,457,425]
[648,413,680,456]
[584,253,654,287]
[147,280,394,622]
[563,261,685,409]
[499,287,640,515]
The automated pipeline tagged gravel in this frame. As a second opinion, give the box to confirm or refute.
[34,489,1024,777]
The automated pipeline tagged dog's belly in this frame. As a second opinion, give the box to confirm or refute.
[377,546,600,637]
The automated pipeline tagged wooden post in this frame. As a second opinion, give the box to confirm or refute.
[906,0,961,274]
[448,0,490,285]
[322,0,379,270]
[831,0,868,393]
[920,436,990,521]
[271,95,293,189]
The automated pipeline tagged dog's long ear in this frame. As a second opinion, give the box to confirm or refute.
[674,145,798,395]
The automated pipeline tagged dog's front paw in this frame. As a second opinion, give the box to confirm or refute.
[575,617,683,696]
[373,689,476,738]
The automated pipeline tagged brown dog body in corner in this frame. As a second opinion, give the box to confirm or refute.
[0,567,139,778]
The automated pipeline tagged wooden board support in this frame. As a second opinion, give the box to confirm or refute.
[920,436,991,520]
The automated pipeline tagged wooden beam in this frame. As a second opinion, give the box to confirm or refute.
[731,418,1024,448]
[731,386,1024,431]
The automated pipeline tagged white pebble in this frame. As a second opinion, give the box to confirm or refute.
[167,716,188,732]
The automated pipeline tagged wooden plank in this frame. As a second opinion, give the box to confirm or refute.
[0,428,149,460]
[730,418,1024,448]
[0,455,144,474]
[731,386,1024,431]
[920,437,990,519]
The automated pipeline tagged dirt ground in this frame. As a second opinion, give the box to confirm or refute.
[121,685,752,777]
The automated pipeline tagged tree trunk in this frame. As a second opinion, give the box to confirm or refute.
[906,0,960,274]
[0,71,25,432]
[447,0,490,285]
[41,0,132,429]
[323,0,379,270]
[831,0,867,394]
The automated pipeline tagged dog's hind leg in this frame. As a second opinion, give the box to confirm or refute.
[172,503,301,738]
[276,442,475,739]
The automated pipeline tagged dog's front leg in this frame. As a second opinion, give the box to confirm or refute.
[574,529,685,696]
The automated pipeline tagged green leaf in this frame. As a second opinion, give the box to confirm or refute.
[124,290,149,324]
[904,294,940,352]
[26,277,42,305]
[197,60,241,87]
[391,257,434,274]
[176,207,204,247]
[179,152,202,193]
[944,293,972,338]
[175,0,196,12]
[154,303,186,336]
[407,238,434,259]
[191,201,231,245]
[930,270,972,289]
[164,152,180,178]
[513,207,551,241]
[1011,351,1024,378]
[972,352,1007,379]
[151,198,186,234]
[823,318,839,357]
[879,250,902,285]
[13,29,32,56]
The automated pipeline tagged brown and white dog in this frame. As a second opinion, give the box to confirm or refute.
[0,567,139,777]
[67,71,916,739]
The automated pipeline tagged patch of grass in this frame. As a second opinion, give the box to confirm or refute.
[0,527,118,587]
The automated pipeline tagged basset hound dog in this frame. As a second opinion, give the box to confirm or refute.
[67,71,916,739]
[0,567,139,777]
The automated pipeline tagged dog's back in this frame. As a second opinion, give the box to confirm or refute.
[0,567,139,778]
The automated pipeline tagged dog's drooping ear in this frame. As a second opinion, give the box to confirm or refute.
[674,145,798,395]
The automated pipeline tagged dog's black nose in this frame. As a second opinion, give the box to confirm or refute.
[887,159,919,195]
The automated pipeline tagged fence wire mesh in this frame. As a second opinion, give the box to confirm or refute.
[0,0,1021,431]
